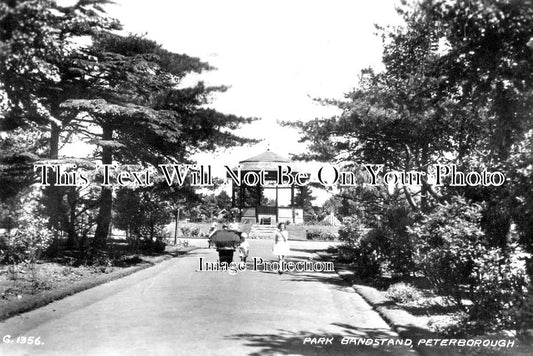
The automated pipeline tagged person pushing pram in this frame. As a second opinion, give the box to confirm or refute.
[210,224,241,264]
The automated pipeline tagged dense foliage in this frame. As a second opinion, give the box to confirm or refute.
[305,228,337,241]
[0,190,53,264]
[290,0,533,332]
[0,1,256,262]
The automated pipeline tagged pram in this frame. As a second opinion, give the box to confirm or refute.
[210,230,241,264]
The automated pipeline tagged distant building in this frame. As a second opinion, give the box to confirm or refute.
[321,212,342,226]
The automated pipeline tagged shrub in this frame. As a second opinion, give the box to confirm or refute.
[306,229,336,241]
[179,225,201,237]
[386,282,422,303]
[306,229,321,240]
[408,196,485,307]
[180,226,191,236]
[427,312,469,336]
[409,196,532,330]
[152,239,166,253]
[469,243,530,330]
[337,205,414,277]
[323,231,337,241]
[123,222,168,254]
[139,238,166,254]
[0,191,53,264]
[380,206,415,275]
[338,216,365,245]
[337,217,384,279]
[89,251,113,268]
[114,187,171,248]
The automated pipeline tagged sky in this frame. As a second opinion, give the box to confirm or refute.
[61,0,404,203]
[103,0,403,160]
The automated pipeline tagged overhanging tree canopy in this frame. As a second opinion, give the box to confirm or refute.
[60,33,258,249]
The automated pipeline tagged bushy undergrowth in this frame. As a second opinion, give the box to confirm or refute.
[338,195,532,332]
[138,238,166,254]
[180,226,200,237]
[409,196,531,331]
[408,197,485,306]
[0,191,54,264]
[386,282,423,303]
[380,206,415,275]
[338,217,383,279]
[306,229,337,241]
[469,243,530,330]
[337,206,414,279]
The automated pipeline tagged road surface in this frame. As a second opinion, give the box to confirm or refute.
[0,240,417,355]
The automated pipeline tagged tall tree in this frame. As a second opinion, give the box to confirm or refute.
[0,0,119,153]
[294,186,317,222]
[289,0,533,217]
[61,33,257,249]
[0,0,120,246]
[428,0,533,159]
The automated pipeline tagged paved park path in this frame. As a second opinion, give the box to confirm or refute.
[0,240,417,356]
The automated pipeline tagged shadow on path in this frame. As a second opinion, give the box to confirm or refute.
[226,322,417,356]
[252,256,356,292]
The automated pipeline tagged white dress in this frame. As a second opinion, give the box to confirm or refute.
[272,230,290,256]
[239,240,250,258]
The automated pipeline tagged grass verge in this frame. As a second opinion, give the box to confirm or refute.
[0,247,197,322]
[317,251,532,356]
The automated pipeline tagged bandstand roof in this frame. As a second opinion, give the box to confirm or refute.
[237,150,292,171]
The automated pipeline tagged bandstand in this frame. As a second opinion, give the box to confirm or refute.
[228,151,304,225]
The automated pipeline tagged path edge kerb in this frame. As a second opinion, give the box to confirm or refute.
[315,251,449,356]
[0,247,199,322]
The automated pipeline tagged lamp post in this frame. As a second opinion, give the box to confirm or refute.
[174,208,181,245]
[173,199,186,245]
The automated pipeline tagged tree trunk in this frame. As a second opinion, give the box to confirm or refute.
[50,122,60,159]
[403,186,419,211]
[47,122,62,255]
[420,145,429,212]
[65,187,78,249]
[93,125,113,251]
[174,210,179,245]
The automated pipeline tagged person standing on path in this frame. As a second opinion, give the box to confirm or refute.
[207,222,217,248]
[272,222,290,274]
[238,232,250,263]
